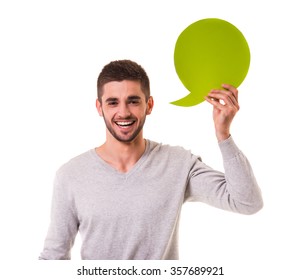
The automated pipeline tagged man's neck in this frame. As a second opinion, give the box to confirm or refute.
[96,135,146,173]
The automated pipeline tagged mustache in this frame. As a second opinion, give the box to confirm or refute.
[113,116,136,121]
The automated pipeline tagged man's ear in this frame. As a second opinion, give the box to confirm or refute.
[146,96,154,115]
[96,99,103,117]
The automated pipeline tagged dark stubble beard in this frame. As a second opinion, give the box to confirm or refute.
[102,111,147,143]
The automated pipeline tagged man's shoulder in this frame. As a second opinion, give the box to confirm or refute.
[145,140,201,173]
[147,139,195,158]
[56,149,95,176]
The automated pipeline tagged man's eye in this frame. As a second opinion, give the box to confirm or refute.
[129,100,140,105]
[108,102,118,106]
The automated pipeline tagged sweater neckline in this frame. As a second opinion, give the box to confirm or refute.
[90,139,151,179]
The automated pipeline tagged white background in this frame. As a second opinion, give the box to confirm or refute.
[0,0,300,279]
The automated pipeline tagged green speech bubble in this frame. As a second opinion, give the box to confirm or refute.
[171,18,251,107]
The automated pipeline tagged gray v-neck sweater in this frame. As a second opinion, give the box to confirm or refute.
[39,137,263,260]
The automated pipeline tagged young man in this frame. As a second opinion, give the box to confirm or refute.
[39,60,263,260]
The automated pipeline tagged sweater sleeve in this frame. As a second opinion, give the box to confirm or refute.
[39,171,79,260]
[184,136,263,215]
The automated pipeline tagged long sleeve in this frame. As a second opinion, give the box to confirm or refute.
[39,171,79,260]
[185,136,263,214]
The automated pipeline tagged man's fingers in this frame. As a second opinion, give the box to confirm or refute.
[222,84,239,100]
[205,96,226,110]
[208,91,239,110]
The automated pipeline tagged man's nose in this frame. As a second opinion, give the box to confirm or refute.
[118,103,131,118]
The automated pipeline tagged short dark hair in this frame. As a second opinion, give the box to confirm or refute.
[97,60,150,102]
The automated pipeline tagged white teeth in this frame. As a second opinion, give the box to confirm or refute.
[115,121,135,127]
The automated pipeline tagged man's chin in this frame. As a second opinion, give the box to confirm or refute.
[111,131,139,143]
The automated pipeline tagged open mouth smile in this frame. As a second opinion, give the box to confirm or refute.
[114,121,136,128]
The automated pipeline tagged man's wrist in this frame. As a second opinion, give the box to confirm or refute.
[216,132,231,142]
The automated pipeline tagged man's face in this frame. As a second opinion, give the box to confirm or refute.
[96,80,153,143]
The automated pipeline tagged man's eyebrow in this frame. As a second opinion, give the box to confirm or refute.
[127,95,141,100]
[105,97,118,103]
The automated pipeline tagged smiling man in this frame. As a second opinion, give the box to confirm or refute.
[95,77,153,173]
[39,60,263,260]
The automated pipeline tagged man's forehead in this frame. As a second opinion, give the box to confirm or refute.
[103,80,141,89]
[102,80,144,98]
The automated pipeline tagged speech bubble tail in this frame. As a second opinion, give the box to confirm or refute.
[170,92,206,107]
